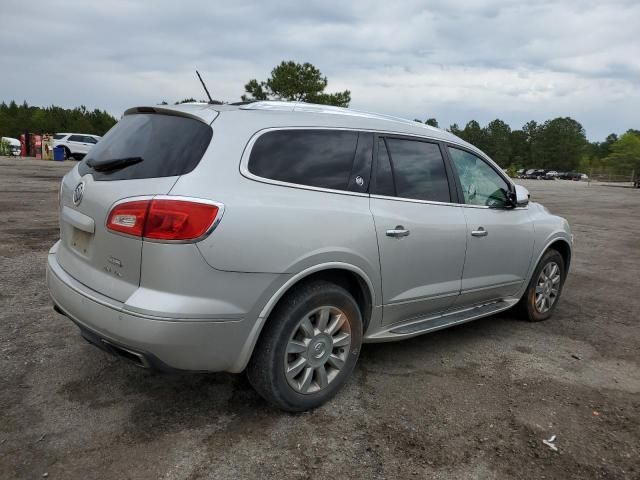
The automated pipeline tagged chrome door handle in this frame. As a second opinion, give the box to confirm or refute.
[471,227,488,237]
[386,226,410,238]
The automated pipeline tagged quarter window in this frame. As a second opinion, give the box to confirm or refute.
[383,138,451,202]
[248,130,362,191]
[448,147,510,207]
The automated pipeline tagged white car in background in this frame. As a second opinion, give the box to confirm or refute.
[1,137,21,156]
[53,133,101,160]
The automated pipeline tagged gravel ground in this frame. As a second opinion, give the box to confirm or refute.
[1,157,639,479]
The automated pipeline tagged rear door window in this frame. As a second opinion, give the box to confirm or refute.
[78,113,213,181]
[68,135,84,142]
[248,129,367,191]
[381,138,451,202]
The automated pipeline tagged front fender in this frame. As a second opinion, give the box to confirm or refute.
[519,202,572,294]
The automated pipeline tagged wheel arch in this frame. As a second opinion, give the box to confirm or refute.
[547,238,572,272]
[231,263,376,373]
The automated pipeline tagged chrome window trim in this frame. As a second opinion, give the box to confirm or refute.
[104,195,225,244]
[239,126,474,200]
[369,193,461,208]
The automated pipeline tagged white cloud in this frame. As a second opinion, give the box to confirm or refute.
[0,0,638,139]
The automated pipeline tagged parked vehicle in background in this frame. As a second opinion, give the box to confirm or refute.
[560,172,587,181]
[53,133,101,160]
[47,101,572,411]
[545,171,559,178]
[1,137,21,156]
[532,169,551,180]
[521,169,537,179]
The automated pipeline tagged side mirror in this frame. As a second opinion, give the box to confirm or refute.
[514,184,529,207]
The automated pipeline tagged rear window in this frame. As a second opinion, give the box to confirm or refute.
[248,129,361,191]
[78,113,213,181]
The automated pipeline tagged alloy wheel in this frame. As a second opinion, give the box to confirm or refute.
[284,306,351,394]
[534,261,561,313]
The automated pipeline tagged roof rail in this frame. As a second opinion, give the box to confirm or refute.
[238,101,441,132]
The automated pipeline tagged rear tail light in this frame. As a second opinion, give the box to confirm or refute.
[106,197,221,241]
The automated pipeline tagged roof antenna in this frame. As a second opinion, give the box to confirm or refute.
[196,70,214,104]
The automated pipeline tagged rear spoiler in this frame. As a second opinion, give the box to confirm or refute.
[124,104,219,125]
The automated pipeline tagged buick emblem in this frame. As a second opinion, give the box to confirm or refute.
[73,182,85,206]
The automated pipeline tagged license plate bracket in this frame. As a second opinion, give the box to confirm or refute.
[71,227,92,255]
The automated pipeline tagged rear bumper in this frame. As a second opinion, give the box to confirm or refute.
[47,251,254,372]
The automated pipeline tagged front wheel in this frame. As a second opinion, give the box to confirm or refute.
[516,249,566,322]
[247,280,363,412]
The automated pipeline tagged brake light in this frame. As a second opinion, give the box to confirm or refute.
[106,198,220,241]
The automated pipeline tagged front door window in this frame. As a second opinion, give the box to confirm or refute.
[448,147,509,208]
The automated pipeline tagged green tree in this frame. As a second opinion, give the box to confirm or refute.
[456,120,489,152]
[242,61,351,107]
[534,117,587,171]
[448,123,462,136]
[0,100,117,138]
[509,130,528,167]
[483,119,512,167]
[425,118,439,128]
[522,120,539,166]
[603,131,640,174]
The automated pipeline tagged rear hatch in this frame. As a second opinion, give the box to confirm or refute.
[56,110,214,302]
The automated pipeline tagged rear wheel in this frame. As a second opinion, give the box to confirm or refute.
[247,280,362,412]
[516,249,565,322]
[63,146,72,160]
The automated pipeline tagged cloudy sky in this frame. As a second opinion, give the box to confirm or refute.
[2,0,638,140]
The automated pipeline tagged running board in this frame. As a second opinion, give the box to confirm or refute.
[364,299,518,343]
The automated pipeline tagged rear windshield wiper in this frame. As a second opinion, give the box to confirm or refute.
[86,156,144,172]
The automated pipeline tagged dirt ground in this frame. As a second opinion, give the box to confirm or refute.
[1,157,638,480]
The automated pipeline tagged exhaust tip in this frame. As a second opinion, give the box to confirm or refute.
[101,339,150,368]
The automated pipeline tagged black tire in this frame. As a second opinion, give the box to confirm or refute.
[516,249,566,322]
[247,280,363,412]
[63,147,72,160]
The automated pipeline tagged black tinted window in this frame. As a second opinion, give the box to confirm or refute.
[385,139,450,202]
[68,135,84,142]
[78,114,212,181]
[374,138,395,196]
[248,130,359,191]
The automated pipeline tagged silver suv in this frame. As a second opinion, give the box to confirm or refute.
[47,101,572,411]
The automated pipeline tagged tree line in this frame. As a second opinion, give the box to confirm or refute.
[0,100,117,139]
[414,117,639,174]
